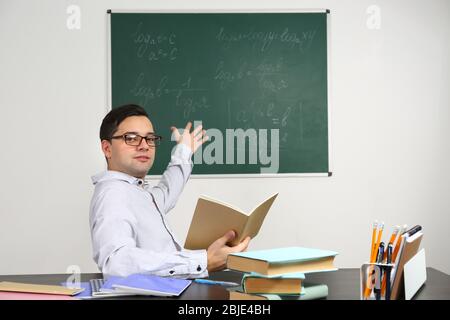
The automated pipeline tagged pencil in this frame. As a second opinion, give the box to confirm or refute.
[371,221,384,263]
[381,225,400,296]
[364,221,384,299]
[370,220,378,260]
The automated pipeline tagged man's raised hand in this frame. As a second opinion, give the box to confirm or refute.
[170,122,209,153]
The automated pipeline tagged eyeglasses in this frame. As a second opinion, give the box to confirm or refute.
[111,133,162,147]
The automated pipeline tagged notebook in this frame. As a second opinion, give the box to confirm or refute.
[227,247,338,276]
[102,274,192,297]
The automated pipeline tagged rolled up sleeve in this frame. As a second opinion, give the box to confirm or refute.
[103,242,208,279]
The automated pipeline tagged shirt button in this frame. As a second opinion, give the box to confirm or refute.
[197,265,202,272]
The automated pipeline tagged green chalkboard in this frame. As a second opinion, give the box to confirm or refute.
[109,12,329,175]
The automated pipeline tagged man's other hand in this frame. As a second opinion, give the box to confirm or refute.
[207,230,251,272]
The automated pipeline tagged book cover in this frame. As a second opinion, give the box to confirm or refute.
[0,291,77,300]
[227,247,338,276]
[184,193,278,249]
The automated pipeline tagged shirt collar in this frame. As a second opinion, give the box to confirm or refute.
[91,170,147,187]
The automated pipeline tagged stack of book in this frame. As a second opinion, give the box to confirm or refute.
[226,247,338,300]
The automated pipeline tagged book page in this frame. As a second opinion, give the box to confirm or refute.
[241,193,278,241]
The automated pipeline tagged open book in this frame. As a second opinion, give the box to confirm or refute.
[184,193,278,250]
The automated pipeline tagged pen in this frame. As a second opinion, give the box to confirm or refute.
[405,225,422,237]
[194,279,240,287]
[385,243,393,300]
[377,242,385,263]
[375,242,385,300]
[381,230,396,297]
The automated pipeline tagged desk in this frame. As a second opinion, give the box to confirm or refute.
[0,268,449,300]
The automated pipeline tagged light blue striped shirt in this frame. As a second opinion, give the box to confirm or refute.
[89,144,208,279]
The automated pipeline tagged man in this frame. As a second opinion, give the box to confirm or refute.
[90,104,250,278]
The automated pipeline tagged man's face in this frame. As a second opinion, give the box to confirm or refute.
[102,116,156,179]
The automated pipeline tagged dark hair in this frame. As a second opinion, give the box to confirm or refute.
[100,104,149,141]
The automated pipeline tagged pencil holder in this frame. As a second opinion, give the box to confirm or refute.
[360,262,394,300]
[360,248,427,300]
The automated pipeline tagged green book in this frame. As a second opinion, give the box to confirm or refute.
[229,283,329,300]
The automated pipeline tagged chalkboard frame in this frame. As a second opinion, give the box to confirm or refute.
[106,9,332,179]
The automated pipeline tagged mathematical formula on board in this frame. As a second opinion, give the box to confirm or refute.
[128,23,318,151]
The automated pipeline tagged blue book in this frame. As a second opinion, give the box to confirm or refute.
[101,274,192,297]
[227,247,338,276]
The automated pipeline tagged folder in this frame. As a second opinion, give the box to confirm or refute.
[390,231,423,300]
[0,291,77,300]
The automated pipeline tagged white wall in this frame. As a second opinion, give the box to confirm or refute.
[0,0,449,275]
